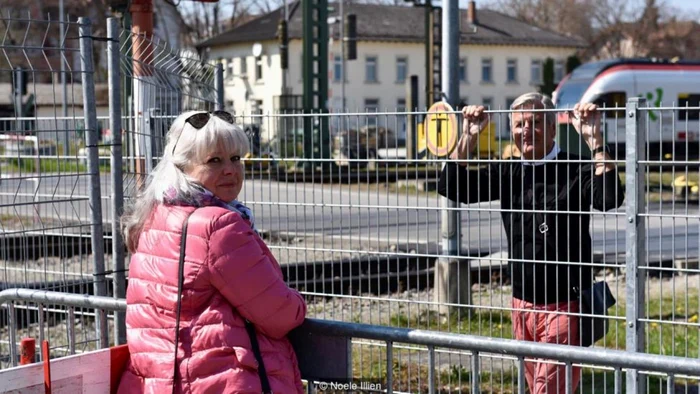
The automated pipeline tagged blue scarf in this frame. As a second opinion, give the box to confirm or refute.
[163,185,256,232]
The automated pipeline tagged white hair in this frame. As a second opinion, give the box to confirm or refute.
[509,92,556,129]
[122,110,249,252]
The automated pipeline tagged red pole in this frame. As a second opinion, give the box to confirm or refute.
[130,0,153,188]
[42,340,51,394]
[129,0,153,78]
[19,337,36,365]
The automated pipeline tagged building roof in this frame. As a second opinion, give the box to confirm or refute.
[196,2,585,49]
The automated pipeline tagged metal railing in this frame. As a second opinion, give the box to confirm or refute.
[1,289,700,393]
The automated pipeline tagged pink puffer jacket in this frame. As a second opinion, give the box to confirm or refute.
[117,204,307,394]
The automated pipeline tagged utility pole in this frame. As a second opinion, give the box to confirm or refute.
[404,0,441,109]
[301,0,329,171]
[129,0,155,185]
[13,68,24,132]
[60,0,68,156]
[435,0,467,316]
[283,0,288,95]
[441,0,459,259]
[340,0,345,110]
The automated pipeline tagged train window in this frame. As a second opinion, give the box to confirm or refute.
[594,91,626,118]
[678,93,700,121]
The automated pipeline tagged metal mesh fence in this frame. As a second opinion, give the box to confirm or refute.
[117,24,218,197]
[233,102,700,392]
[0,15,97,294]
[0,11,699,394]
[0,14,220,359]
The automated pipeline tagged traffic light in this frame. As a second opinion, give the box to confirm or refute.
[344,14,357,61]
[278,19,288,70]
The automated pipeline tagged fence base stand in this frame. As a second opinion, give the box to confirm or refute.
[433,258,471,316]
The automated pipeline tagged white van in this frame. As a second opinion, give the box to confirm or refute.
[553,58,700,160]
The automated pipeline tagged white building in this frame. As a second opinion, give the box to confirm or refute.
[197,1,584,141]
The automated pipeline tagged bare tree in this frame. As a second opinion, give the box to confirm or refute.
[251,0,284,14]
[488,0,699,61]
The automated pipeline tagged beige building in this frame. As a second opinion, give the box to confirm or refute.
[197,1,584,141]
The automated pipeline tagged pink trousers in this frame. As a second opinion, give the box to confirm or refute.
[512,298,581,394]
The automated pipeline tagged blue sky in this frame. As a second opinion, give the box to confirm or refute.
[473,0,700,16]
[667,0,700,13]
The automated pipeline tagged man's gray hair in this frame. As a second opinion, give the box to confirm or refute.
[509,92,556,128]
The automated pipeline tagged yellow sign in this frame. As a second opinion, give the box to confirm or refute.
[423,101,458,157]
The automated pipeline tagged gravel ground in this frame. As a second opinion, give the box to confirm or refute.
[0,232,402,286]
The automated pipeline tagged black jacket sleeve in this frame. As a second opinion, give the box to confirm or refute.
[582,165,625,211]
[437,162,500,204]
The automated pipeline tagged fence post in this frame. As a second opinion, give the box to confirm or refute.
[108,16,127,346]
[434,0,467,317]
[625,97,647,394]
[215,63,224,111]
[79,17,109,348]
[8,303,17,367]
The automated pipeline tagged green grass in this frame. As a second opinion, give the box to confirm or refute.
[351,343,681,393]
[370,291,700,391]
[602,290,700,357]
[389,307,513,339]
[4,158,111,173]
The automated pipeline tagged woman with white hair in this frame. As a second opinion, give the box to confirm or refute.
[118,110,307,394]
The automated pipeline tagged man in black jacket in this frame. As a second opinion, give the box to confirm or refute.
[438,92,624,394]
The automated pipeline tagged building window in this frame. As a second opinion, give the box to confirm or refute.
[483,97,493,109]
[531,59,543,85]
[365,98,379,126]
[396,57,407,83]
[366,56,378,83]
[252,99,263,125]
[554,59,565,83]
[333,55,342,82]
[397,98,406,111]
[506,59,517,83]
[255,56,263,81]
[240,56,247,77]
[481,58,492,83]
[226,59,234,80]
[459,58,467,82]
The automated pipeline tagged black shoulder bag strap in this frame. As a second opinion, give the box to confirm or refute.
[245,320,273,394]
[171,209,271,394]
[172,210,196,394]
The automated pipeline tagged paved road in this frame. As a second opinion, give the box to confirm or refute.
[2,174,699,260]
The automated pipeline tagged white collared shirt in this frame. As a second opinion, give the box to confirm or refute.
[522,142,561,166]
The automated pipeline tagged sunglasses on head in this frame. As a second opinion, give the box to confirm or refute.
[172,111,235,155]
